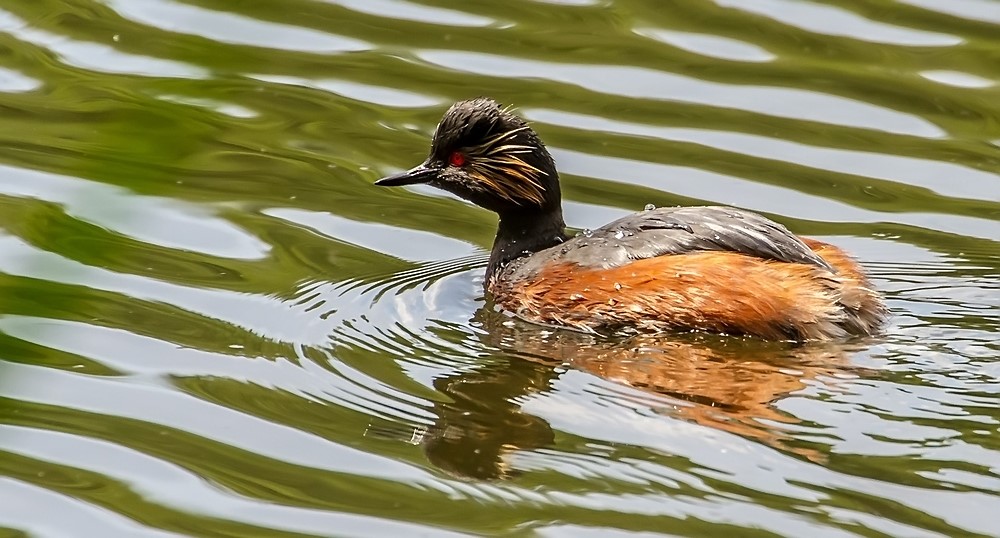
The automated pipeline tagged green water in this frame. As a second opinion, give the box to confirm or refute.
[0,0,998,536]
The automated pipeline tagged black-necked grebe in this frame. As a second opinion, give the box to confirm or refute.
[375,98,886,340]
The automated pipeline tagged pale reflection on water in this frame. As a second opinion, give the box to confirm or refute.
[0,0,997,536]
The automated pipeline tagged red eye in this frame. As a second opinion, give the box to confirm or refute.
[448,151,466,167]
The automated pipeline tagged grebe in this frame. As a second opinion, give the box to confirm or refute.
[375,98,886,340]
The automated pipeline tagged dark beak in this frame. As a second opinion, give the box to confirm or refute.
[374,163,437,187]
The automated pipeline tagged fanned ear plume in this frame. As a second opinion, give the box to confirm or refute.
[464,125,548,206]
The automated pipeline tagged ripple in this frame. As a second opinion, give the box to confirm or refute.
[103,0,370,53]
[920,70,996,89]
[527,108,1000,202]
[417,50,945,137]
[551,148,1000,240]
[249,74,442,108]
[0,66,41,92]
[155,94,259,118]
[1,0,998,535]
[0,426,466,537]
[326,0,494,27]
[265,207,477,262]
[0,234,325,344]
[897,0,1000,25]
[522,371,999,535]
[714,0,964,46]
[0,9,208,78]
[0,477,182,538]
[530,0,605,5]
[635,29,776,62]
[325,262,484,355]
[1,360,436,482]
[0,165,269,260]
[1,314,440,423]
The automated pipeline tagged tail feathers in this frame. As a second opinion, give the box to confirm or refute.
[802,238,888,337]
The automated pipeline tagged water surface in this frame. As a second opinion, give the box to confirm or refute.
[0,0,998,536]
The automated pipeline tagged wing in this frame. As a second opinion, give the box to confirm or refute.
[510,206,834,277]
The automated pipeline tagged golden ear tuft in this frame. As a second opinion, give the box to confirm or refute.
[464,126,547,206]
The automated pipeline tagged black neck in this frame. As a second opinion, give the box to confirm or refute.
[487,208,568,283]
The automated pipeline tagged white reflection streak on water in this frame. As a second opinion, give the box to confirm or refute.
[0,361,440,484]
[0,478,185,538]
[324,0,494,26]
[264,207,476,262]
[102,0,369,52]
[1,426,465,537]
[249,73,443,108]
[0,9,209,79]
[0,66,42,92]
[634,28,776,63]
[713,0,963,46]
[416,50,946,137]
[0,0,996,535]
[523,370,1000,536]
[0,165,269,259]
[0,234,327,344]
[551,148,1000,241]
[525,109,1000,201]
[0,315,438,424]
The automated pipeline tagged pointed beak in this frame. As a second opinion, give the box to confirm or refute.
[374,163,438,187]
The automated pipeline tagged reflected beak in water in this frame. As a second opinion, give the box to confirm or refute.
[374,163,437,187]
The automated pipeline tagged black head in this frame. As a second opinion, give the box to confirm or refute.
[375,98,561,214]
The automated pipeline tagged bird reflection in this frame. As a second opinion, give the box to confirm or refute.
[421,354,556,480]
[372,307,875,480]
